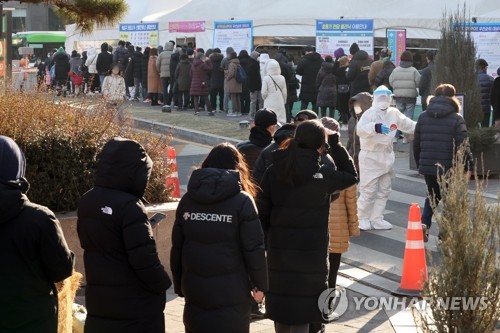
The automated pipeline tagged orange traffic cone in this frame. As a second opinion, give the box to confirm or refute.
[393,203,428,296]
[165,147,181,199]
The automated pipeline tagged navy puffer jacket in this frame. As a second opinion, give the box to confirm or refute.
[413,96,473,175]
[478,70,494,114]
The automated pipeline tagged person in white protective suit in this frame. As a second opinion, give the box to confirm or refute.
[356,85,416,230]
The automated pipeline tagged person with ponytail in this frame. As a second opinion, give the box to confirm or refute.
[171,143,268,333]
[257,120,358,333]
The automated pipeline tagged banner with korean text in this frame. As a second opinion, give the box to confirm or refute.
[316,19,374,58]
[119,22,159,48]
[387,29,406,66]
[466,23,500,77]
[213,21,253,54]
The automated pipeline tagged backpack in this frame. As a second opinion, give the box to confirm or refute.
[236,64,247,83]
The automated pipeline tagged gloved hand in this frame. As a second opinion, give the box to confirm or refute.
[327,132,340,147]
[375,123,390,135]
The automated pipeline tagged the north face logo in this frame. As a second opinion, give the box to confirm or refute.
[183,212,190,220]
[101,206,113,215]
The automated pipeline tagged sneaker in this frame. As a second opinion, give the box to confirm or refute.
[340,124,348,131]
[422,224,429,243]
[371,219,393,230]
[143,98,151,103]
[161,106,171,113]
[359,219,372,231]
[194,111,200,116]
[227,112,237,117]
[128,96,135,101]
[207,111,215,116]
[402,138,408,144]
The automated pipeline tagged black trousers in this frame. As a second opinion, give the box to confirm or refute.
[328,252,342,288]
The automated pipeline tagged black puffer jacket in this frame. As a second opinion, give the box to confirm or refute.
[296,52,324,102]
[246,57,262,92]
[316,62,337,108]
[257,142,357,325]
[51,50,70,82]
[170,51,180,83]
[171,168,268,333]
[141,51,150,90]
[209,52,225,89]
[113,45,129,72]
[253,124,296,183]
[478,70,494,114]
[130,51,143,79]
[413,96,473,176]
[237,126,273,171]
[77,138,171,333]
[346,50,373,96]
[491,76,500,121]
[96,43,113,75]
[0,136,74,333]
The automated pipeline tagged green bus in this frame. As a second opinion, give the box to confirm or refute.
[12,31,66,60]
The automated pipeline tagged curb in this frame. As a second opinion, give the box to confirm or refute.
[133,117,243,147]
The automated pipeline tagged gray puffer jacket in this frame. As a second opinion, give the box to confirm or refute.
[389,61,421,98]
[156,42,174,78]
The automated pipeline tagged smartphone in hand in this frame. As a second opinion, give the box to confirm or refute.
[149,212,167,227]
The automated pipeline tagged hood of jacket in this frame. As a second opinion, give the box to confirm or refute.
[187,168,241,204]
[100,42,109,53]
[352,50,369,61]
[87,48,97,57]
[273,124,296,145]
[320,61,334,73]
[0,136,29,225]
[250,126,273,147]
[349,92,373,118]
[192,58,205,68]
[94,137,153,199]
[272,147,321,186]
[275,53,289,64]
[266,59,281,76]
[426,95,460,118]
[164,42,174,52]
[229,58,240,65]
[399,60,413,69]
[304,51,323,63]
[209,52,223,63]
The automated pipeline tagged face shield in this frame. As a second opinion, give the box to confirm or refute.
[373,86,393,110]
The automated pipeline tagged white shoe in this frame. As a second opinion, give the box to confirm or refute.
[359,219,372,231]
[227,112,238,117]
[402,138,408,144]
[371,219,393,230]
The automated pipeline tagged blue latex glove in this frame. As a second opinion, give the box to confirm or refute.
[375,123,390,135]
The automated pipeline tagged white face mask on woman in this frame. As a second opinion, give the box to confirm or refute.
[354,105,363,115]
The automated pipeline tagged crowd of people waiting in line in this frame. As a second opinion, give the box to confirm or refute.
[2,39,497,333]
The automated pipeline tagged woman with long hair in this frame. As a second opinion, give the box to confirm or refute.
[257,120,358,333]
[171,143,268,333]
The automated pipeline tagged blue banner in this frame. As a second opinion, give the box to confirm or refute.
[119,23,159,32]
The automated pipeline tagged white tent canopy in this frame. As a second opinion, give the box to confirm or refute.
[66,0,500,52]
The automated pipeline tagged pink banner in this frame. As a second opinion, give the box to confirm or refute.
[169,21,206,33]
[395,30,406,67]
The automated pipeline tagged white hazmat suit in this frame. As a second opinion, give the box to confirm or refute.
[356,86,416,230]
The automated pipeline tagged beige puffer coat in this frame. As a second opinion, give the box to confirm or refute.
[328,185,359,253]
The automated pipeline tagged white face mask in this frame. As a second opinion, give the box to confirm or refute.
[354,105,363,115]
[377,100,390,110]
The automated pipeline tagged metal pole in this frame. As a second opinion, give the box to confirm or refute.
[0,4,3,39]
[6,9,12,82]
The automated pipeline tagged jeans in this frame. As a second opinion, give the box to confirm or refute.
[395,97,416,120]
[395,97,416,136]
[422,175,441,228]
[250,90,263,117]
[133,77,141,99]
[99,74,105,88]
[161,77,171,106]
[223,92,230,112]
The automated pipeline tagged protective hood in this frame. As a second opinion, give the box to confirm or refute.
[373,85,393,110]
[94,137,152,199]
[164,42,174,52]
[259,53,270,63]
[266,59,281,76]
[187,168,241,204]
